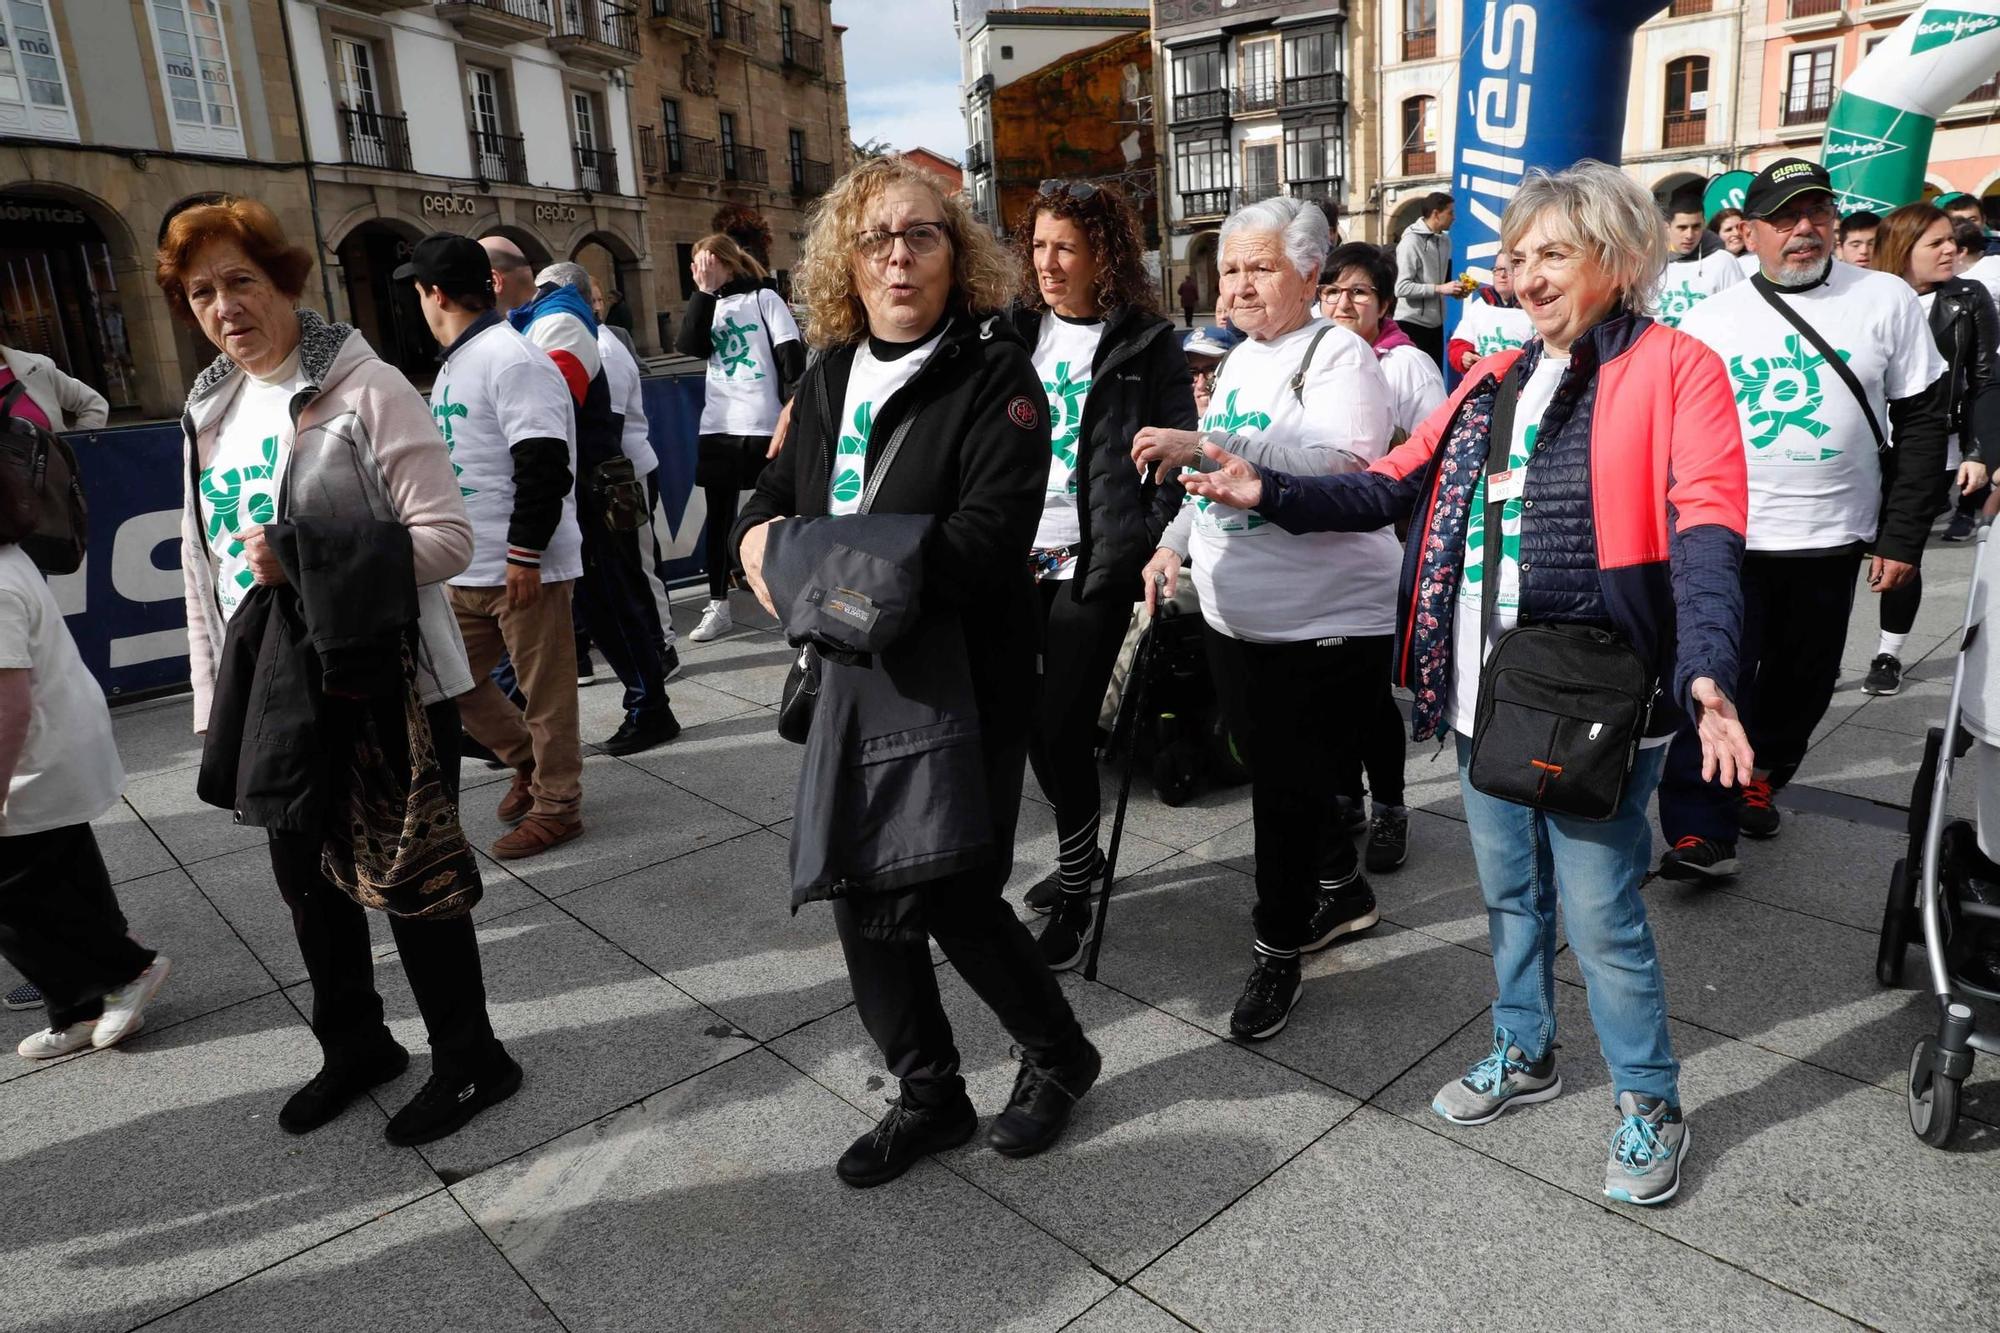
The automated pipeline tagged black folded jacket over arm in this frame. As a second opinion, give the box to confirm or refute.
[507,437,572,558]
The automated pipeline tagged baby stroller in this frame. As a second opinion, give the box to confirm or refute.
[1877,526,1999,1148]
[1137,597,1248,807]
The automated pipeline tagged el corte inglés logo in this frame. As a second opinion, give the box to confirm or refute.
[1913,9,2000,55]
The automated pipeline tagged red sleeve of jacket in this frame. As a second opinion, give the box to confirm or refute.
[1664,332,1748,538]
[1447,338,1477,375]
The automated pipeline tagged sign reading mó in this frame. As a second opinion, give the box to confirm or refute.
[534,203,579,223]
[422,194,479,217]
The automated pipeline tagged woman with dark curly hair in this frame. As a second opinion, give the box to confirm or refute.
[1008,180,1198,969]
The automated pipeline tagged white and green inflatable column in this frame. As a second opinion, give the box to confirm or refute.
[1824,4,2000,214]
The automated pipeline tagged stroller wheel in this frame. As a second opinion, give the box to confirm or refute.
[1908,1039,1962,1148]
[1152,745,1199,808]
[1878,858,1913,988]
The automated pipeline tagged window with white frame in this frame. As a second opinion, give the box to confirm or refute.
[572,90,605,191]
[0,0,78,140]
[146,0,243,155]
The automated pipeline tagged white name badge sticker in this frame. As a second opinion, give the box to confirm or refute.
[1488,468,1526,502]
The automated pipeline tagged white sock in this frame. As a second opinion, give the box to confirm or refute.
[1878,630,1908,659]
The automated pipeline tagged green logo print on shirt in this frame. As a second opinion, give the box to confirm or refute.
[200,434,279,593]
[431,386,477,498]
[715,315,765,379]
[1042,360,1092,488]
[1728,333,1852,456]
[1655,282,1706,328]
[1193,390,1273,529]
[831,400,870,506]
[1476,329,1525,356]
[1462,422,1538,592]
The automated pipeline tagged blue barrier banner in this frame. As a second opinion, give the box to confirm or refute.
[65,372,710,699]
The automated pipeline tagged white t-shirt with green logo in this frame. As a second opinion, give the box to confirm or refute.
[1164,317,1399,642]
[1029,311,1107,573]
[828,336,940,516]
[1651,249,1744,329]
[1679,262,1945,552]
[199,352,306,623]
[1449,296,1534,364]
[701,288,802,437]
[1449,352,1563,739]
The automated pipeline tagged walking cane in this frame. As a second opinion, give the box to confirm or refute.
[1083,576,1165,982]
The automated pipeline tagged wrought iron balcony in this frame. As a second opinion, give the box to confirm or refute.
[709,0,754,50]
[1282,71,1343,108]
[434,0,550,44]
[1781,78,1835,126]
[1663,110,1707,147]
[550,0,638,68]
[1171,89,1229,123]
[339,106,414,172]
[470,127,528,185]
[782,28,824,76]
[1403,27,1436,61]
[673,133,721,179]
[723,141,768,185]
[575,142,619,194]
[1179,187,1234,219]
[791,157,832,197]
[1234,82,1278,115]
[966,141,989,172]
[648,0,703,31]
[1284,176,1341,211]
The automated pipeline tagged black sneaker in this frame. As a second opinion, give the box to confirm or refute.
[600,707,682,756]
[1230,950,1303,1041]
[576,653,597,688]
[1035,894,1096,972]
[280,1041,410,1135]
[1657,835,1738,883]
[384,1051,523,1147]
[1862,653,1903,696]
[988,1038,1102,1158]
[1303,876,1380,952]
[1025,848,1103,915]
[1738,776,1782,840]
[836,1093,979,1188]
[1365,808,1410,873]
[1945,512,1976,542]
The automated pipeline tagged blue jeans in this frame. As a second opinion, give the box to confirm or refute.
[1455,735,1680,1104]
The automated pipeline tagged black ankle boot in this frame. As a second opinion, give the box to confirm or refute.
[987,1038,1102,1158]
[280,1041,409,1134]
[836,1093,979,1188]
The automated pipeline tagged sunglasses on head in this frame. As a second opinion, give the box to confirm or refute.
[1039,179,1099,203]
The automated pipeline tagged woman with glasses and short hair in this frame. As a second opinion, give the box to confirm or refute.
[1007,178,1198,965]
[734,157,1099,1188]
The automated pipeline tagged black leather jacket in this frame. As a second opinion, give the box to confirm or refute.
[1928,276,2000,466]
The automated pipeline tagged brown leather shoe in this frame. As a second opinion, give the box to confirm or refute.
[496,768,534,825]
[491,814,583,860]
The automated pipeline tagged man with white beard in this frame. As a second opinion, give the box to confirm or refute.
[1657,158,1948,883]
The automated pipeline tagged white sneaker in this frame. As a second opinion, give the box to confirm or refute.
[19,1023,96,1060]
[94,957,170,1049]
[690,600,732,642]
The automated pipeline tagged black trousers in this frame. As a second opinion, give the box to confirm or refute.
[1207,629,1387,951]
[832,736,1084,1107]
[704,485,742,602]
[1659,549,1862,844]
[270,701,501,1081]
[0,823,155,1031]
[575,514,670,722]
[1028,581,1133,855]
[1881,571,1923,638]
[1333,644,1407,810]
[1403,320,1444,366]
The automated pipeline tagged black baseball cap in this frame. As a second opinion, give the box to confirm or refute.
[393,233,492,295]
[1742,158,1833,220]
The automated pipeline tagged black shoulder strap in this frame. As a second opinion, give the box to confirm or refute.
[1752,278,1886,453]
[1480,365,1523,647]
[1289,325,1335,403]
[0,380,24,422]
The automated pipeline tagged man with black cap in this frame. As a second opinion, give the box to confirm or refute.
[401,233,588,861]
[1657,158,1948,883]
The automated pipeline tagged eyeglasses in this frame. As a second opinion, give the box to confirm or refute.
[1039,179,1099,202]
[1320,285,1378,306]
[1758,197,1837,231]
[1190,366,1218,382]
[855,221,949,261]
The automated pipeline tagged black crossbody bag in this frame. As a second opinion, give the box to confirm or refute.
[1466,366,1657,820]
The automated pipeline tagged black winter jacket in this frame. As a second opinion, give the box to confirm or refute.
[1926,276,2000,467]
[734,309,1050,739]
[1008,305,1198,602]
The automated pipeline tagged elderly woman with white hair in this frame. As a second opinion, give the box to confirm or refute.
[1131,195,1398,1044]
[1181,162,1754,1206]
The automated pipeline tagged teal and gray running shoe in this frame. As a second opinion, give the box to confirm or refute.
[1431,1029,1562,1125]
[1604,1091,1689,1206]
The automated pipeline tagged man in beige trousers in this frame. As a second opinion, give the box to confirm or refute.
[403,234,586,859]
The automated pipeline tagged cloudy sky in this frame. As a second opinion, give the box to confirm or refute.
[831,0,965,159]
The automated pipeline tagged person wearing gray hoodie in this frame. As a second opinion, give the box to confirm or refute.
[1394,192,1458,365]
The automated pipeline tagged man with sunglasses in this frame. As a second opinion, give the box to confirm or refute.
[1657,158,1948,884]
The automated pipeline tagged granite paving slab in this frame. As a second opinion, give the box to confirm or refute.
[1002,796,1180,914]
[773,971,1356,1279]
[455,1048,1112,1332]
[105,695,203,779]
[97,797,176,886]
[1134,1107,1861,1333]
[1063,1289,1196,1333]
[121,766,268,866]
[623,707,802,826]
[0,994,439,1333]
[1706,809,1914,932]
[562,829,854,1042]
[140,1191,562,1333]
[1379,983,2000,1333]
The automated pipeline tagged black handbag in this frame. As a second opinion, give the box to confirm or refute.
[1465,365,1657,820]
[774,372,925,744]
[589,456,648,531]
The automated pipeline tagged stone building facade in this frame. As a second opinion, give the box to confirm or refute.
[989,28,1158,244]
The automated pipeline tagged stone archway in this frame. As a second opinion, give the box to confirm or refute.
[1651,171,1705,212]
[0,181,157,415]
[1186,229,1221,312]
[481,223,553,272]
[570,226,650,350]
[335,217,433,383]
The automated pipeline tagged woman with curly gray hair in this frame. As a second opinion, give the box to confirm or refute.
[733,155,1099,1189]
[1183,161,1754,1206]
